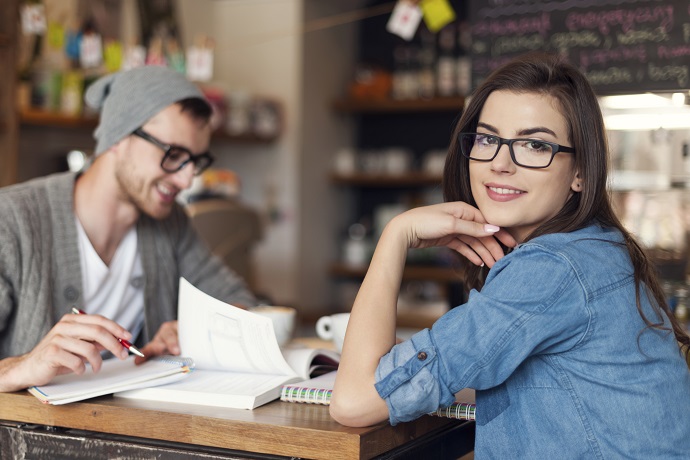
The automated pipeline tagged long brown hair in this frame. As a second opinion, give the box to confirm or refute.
[443,51,690,354]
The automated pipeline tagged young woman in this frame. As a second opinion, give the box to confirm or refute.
[330,52,690,458]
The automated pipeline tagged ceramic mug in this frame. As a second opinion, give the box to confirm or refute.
[251,306,297,347]
[315,313,350,352]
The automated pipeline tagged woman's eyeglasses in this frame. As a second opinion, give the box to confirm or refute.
[132,128,214,176]
[458,132,575,169]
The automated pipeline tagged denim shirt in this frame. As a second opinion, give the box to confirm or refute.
[375,224,690,459]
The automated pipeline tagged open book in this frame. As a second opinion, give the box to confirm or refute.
[115,278,340,410]
[28,356,193,405]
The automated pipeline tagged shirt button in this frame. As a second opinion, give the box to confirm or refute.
[417,351,428,361]
[64,285,80,302]
[130,276,144,289]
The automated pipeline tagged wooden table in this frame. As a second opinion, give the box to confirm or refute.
[0,391,474,459]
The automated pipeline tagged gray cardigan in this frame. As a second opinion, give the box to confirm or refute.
[0,172,256,358]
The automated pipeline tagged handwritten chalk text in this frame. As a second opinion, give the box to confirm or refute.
[550,30,601,50]
[648,62,689,86]
[565,6,674,35]
[617,27,670,45]
[474,12,551,38]
[584,67,634,86]
[657,44,690,59]
[579,45,647,71]
[492,34,545,56]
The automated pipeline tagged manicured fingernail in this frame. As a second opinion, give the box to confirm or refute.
[484,224,499,233]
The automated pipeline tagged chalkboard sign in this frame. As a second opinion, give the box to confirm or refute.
[469,0,690,94]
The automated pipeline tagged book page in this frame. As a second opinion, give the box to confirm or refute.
[117,370,298,409]
[281,346,340,379]
[178,278,296,377]
[284,371,337,391]
[171,370,292,395]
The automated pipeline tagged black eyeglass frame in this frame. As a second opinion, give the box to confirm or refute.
[458,132,576,169]
[132,128,215,175]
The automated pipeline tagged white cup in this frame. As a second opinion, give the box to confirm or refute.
[315,313,350,352]
[251,306,297,347]
[384,148,411,175]
[333,148,357,174]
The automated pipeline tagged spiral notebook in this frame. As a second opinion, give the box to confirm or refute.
[28,356,193,405]
[430,388,476,421]
[280,371,336,405]
[281,371,476,421]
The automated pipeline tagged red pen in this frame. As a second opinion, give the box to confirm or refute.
[71,307,145,358]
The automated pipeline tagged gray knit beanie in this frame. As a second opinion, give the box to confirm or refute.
[85,66,206,155]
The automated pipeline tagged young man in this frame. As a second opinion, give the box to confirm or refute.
[0,66,257,392]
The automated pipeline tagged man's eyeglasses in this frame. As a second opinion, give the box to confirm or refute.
[132,128,214,176]
[458,132,576,169]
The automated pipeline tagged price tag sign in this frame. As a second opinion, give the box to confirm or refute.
[80,33,103,68]
[386,1,423,41]
[420,0,456,33]
[21,4,47,34]
[186,46,214,82]
[122,45,146,70]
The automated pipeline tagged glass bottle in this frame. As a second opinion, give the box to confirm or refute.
[436,24,456,97]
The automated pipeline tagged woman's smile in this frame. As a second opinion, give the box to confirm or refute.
[485,183,526,201]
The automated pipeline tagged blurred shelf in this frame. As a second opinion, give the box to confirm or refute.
[298,308,443,331]
[19,108,98,128]
[396,310,445,329]
[329,262,457,329]
[19,108,279,143]
[211,130,278,144]
[330,262,463,282]
[332,96,465,114]
[330,172,442,187]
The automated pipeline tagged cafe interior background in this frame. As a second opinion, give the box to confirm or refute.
[2,0,690,332]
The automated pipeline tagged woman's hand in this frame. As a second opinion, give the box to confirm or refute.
[135,320,179,364]
[392,201,517,268]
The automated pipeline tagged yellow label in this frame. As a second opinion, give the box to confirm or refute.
[104,40,123,72]
[47,21,64,49]
[420,0,456,33]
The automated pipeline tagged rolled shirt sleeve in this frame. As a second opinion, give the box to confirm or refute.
[375,329,456,425]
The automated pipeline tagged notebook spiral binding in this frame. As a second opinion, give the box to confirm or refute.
[280,386,332,405]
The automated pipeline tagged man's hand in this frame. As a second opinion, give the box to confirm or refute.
[135,320,180,364]
[0,312,132,392]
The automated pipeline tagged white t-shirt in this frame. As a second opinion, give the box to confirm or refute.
[75,218,145,341]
